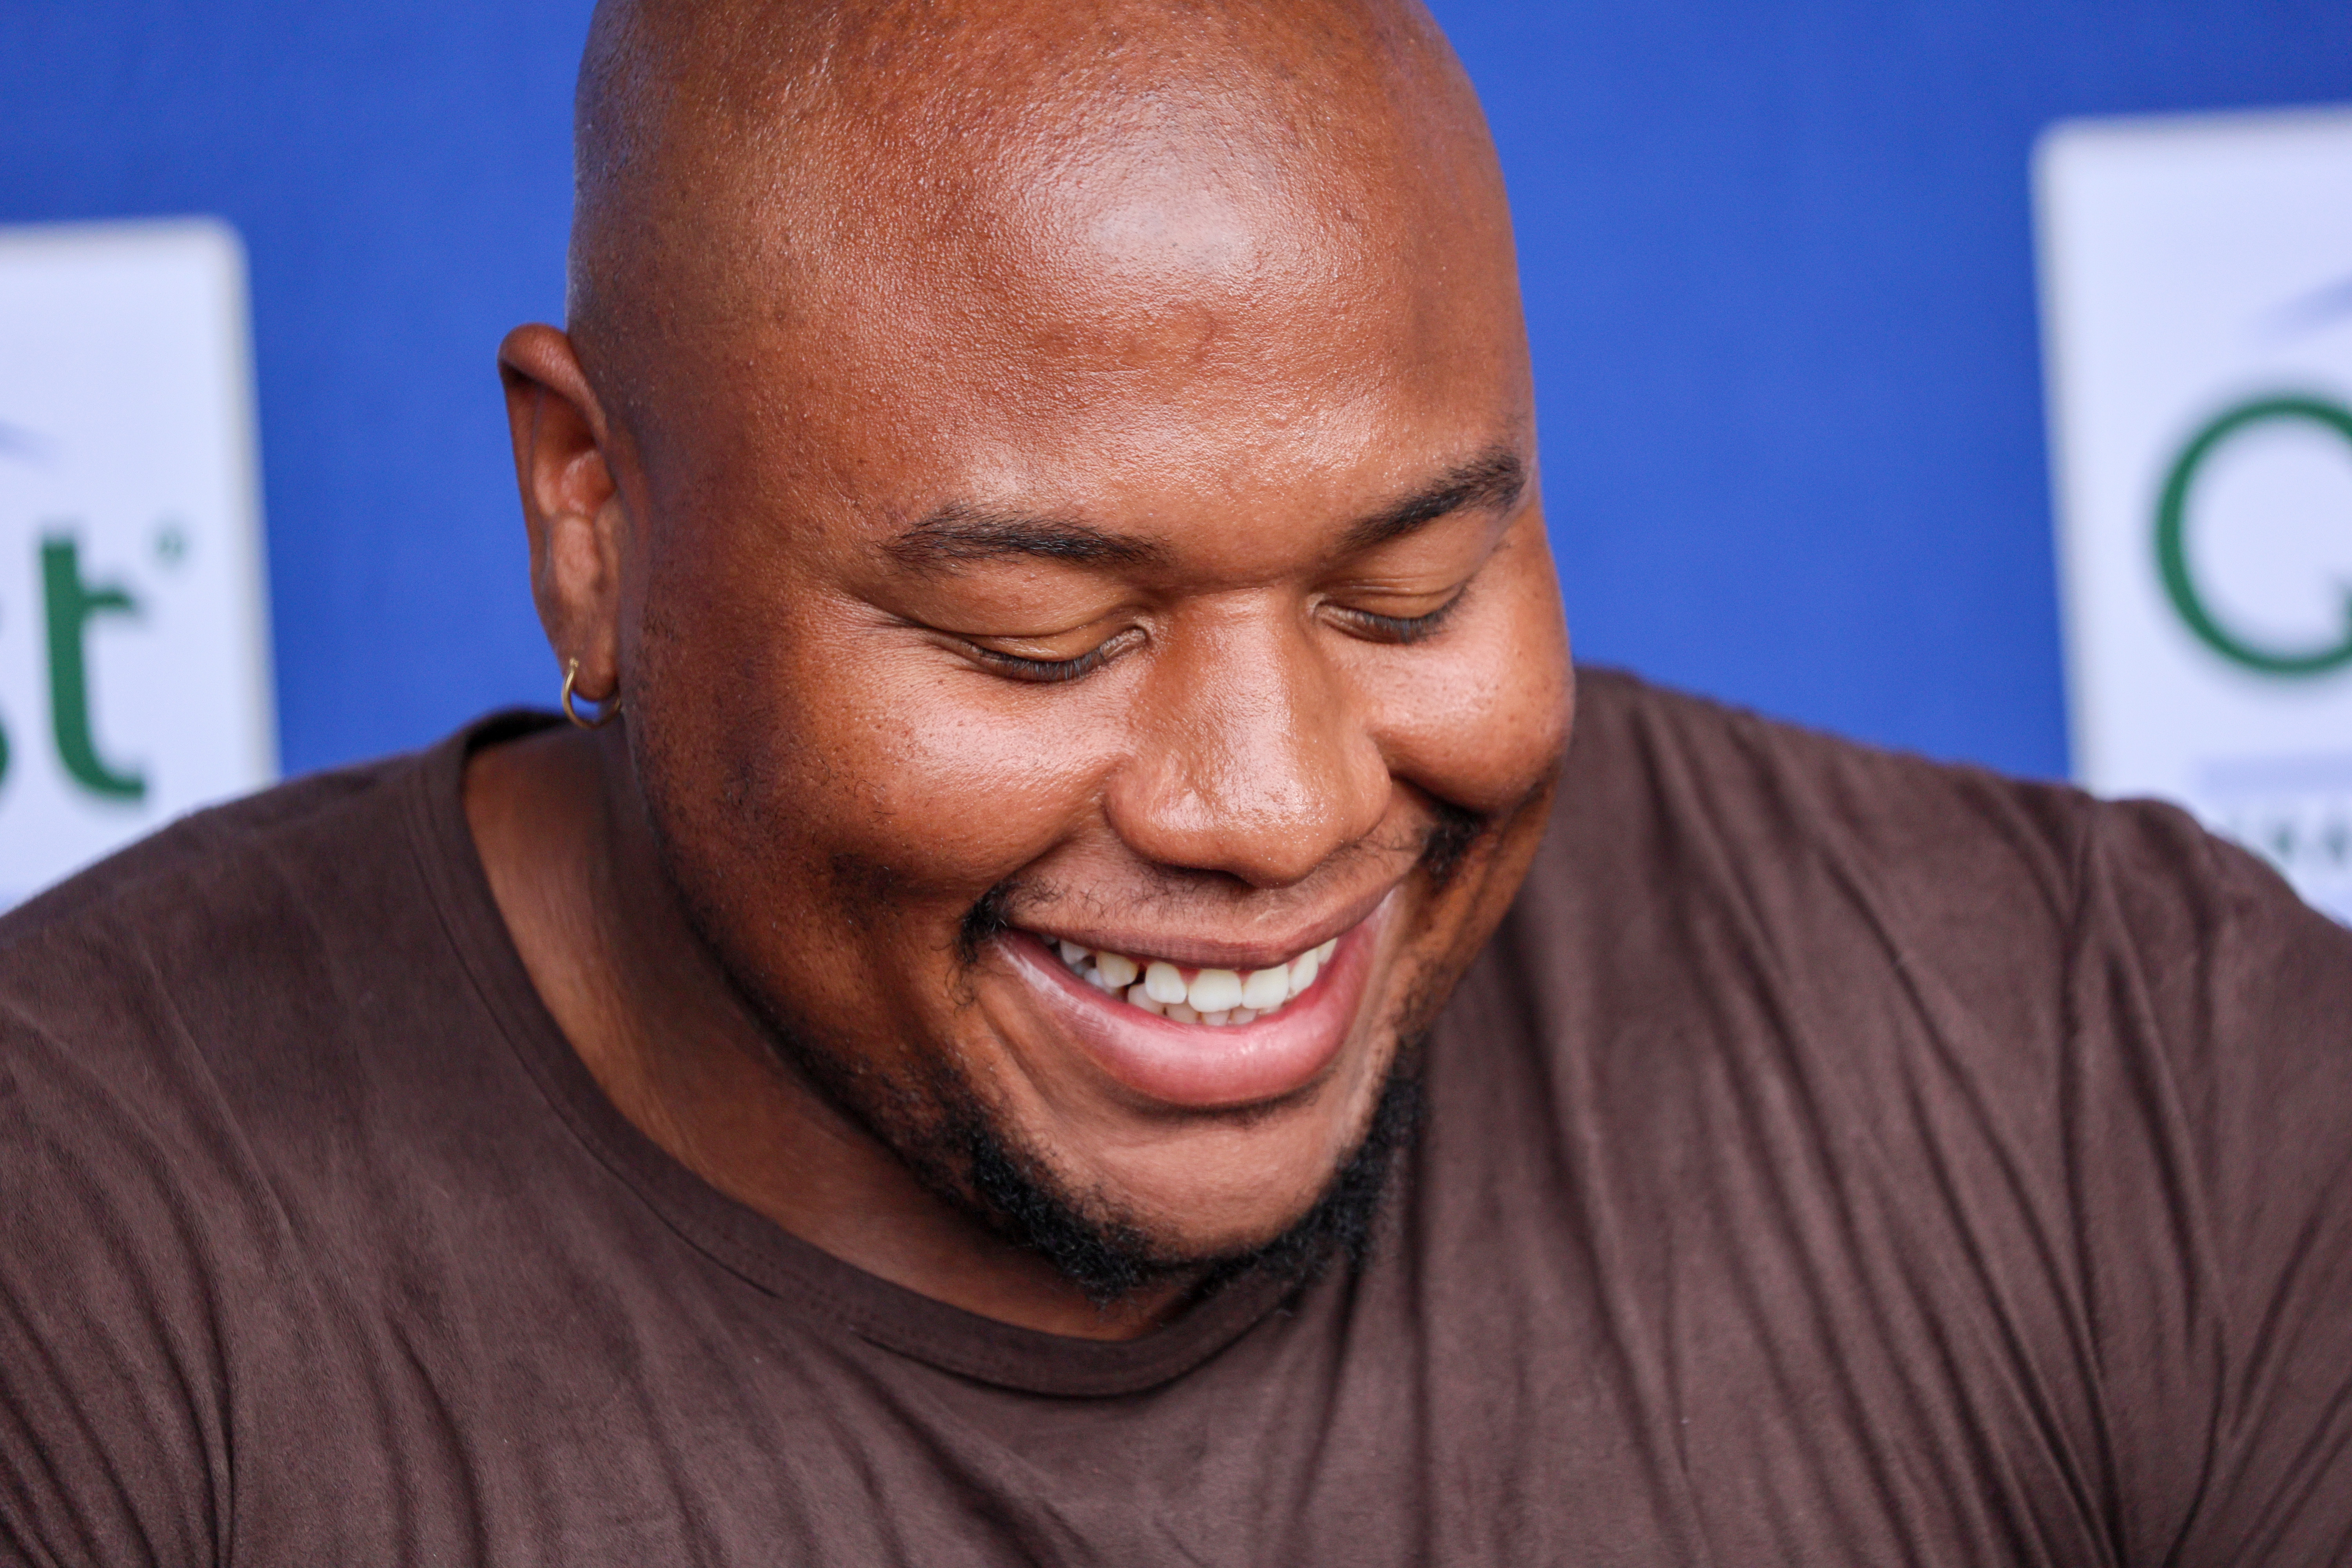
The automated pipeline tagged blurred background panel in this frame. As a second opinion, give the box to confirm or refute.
[0,220,275,906]
[1435,0,2351,783]
[2037,107,2352,921]
[0,0,2347,791]
[1,2,587,777]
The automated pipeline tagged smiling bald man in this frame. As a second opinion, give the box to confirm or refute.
[4,4,2350,1566]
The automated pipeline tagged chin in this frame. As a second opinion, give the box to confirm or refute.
[919,943,1430,1302]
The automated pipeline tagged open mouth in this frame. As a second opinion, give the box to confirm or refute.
[995,899,1390,1110]
[1048,937,1341,1027]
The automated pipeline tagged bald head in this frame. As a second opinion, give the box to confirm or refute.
[564,0,1515,427]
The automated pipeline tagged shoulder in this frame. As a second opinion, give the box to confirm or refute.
[0,732,465,1239]
[0,757,433,1568]
[0,721,519,1332]
[0,715,555,1070]
[0,717,573,1234]
[1525,669,2102,999]
[3,742,418,965]
[1519,668,2350,1075]
[0,723,527,1563]
[1458,670,2352,1560]
[0,743,423,1142]
[1543,667,2339,990]
[1477,668,2352,1290]
[1559,668,2091,892]
[0,751,422,1163]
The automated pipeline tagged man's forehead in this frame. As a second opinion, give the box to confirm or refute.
[759,210,1470,426]
[745,320,1528,554]
[754,106,1514,419]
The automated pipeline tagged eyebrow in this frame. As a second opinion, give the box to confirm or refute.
[882,445,1528,573]
[884,503,1171,573]
[1336,447,1528,555]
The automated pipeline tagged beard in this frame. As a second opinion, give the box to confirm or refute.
[898,805,1481,1303]
[657,863,1447,1308]
[640,710,1484,1306]
[886,1042,1424,1306]
[692,889,1430,1304]
[728,820,1485,1307]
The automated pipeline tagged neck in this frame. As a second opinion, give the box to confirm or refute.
[461,722,1194,1339]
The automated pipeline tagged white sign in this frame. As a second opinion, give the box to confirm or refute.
[2039,107,2352,924]
[0,219,275,910]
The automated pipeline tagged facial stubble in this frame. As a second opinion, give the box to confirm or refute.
[654,788,1488,1309]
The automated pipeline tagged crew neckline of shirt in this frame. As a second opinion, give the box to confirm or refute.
[401,710,1310,1399]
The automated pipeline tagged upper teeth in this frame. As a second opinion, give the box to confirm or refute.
[1051,936,1341,1027]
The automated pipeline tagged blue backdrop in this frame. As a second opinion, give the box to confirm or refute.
[5,1,2349,779]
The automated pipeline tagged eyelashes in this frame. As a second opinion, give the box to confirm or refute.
[962,626,1145,684]
[1324,590,1465,646]
[965,644,1117,684]
[956,590,1466,684]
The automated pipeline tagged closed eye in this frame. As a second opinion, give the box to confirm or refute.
[960,626,1145,683]
[1325,591,1465,645]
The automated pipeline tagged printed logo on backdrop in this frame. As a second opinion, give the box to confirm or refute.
[0,220,275,910]
[2039,109,2352,924]
[2153,388,2352,908]
[2157,392,2352,678]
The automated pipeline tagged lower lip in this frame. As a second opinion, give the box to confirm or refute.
[998,909,1385,1111]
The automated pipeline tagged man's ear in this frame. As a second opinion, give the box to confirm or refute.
[499,324,626,706]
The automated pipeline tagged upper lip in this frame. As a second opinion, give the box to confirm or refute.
[1011,884,1393,972]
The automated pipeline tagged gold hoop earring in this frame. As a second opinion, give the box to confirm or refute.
[561,657,622,730]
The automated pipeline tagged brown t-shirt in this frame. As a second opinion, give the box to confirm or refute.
[2,670,2347,1567]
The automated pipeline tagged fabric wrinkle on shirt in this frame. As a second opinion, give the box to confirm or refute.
[0,668,2346,1567]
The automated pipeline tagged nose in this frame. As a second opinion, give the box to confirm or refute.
[1103,604,1391,888]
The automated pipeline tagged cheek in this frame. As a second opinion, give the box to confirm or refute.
[629,597,1129,1061]
[1370,548,1573,818]
[799,671,1114,892]
[640,582,1120,926]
